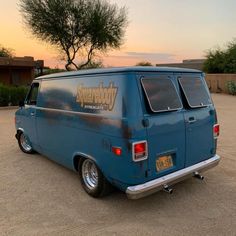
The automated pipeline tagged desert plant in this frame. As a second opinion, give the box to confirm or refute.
[0,84,29,106]
[0,45,14,58]
[9,86,29,105]
[226,81,236,95]
[0,84,10,106]
[204,39,236,73]
[136,61,153,66]
[20,0,127,70]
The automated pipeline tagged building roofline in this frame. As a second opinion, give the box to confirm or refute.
[0,57,43,68]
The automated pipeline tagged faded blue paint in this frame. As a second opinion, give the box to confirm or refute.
[15,67,217,191]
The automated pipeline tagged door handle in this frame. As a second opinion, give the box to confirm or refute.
[188,117,197,124]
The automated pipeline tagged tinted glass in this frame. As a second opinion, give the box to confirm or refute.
[179,77,211,108]
[26,83,39,105]
[141,78,182,112]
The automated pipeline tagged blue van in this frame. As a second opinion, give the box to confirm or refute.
[15,67,220,199]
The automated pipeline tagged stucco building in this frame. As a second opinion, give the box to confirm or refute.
[156,59,205,71]
[0,57,44,86]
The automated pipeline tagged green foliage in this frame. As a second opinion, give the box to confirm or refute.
[0,84,9,106]
[224,41,236,73]
[226,81,236,95]
[136,61,153,66]
[41,68,67,76]
[79,60,104,69]
[204,39,236,73]
[0,45,14,58]
[20,0,127,71]
[0,84,28,106]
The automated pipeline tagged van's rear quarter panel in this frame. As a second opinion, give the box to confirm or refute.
[36,73,147,188]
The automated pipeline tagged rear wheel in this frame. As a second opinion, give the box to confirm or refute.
[17,132,35,154]
[79,158,112,198]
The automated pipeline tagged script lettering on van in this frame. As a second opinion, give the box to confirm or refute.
[76,82,118,111]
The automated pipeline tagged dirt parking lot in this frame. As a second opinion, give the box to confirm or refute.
[0,94,236,236]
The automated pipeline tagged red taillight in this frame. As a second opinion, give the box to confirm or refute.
[112,147,122,156]
[134,143,146,153]
[213,124,220,139]
[132,141,148,162]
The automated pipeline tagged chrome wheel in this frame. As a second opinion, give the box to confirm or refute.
[20,133,32,152]
[82,159,99,190]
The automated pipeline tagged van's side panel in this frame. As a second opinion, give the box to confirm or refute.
[35,73,148,188]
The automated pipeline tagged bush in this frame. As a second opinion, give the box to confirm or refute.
[0,84,29,106]
[204,39,236,73]
[0,84,10,106]
[136,61,153,66]
[226,81,236,95]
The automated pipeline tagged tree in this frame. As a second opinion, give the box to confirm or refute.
[79,59,104,69]
[136,61,153,66]
[20,0,127,71]
[0,45,14,58]
[224,40,236,73]
[204,39,236,73]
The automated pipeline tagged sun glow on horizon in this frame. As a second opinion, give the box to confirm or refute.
[1,0,235,68]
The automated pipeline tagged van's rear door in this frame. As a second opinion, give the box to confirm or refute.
[178,74,215,167]
[140,73,186,179]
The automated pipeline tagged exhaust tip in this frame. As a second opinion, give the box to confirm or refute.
[194,171,204,180]
[163,184,173,194]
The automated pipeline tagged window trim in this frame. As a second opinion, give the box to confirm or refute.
[25,82,40,106]
[178,76,211,109]
[141,77,183,113]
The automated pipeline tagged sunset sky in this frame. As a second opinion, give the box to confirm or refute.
[0,0,236,68]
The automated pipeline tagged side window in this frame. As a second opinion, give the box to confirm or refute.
[178,77,212,108]
[141,77,182,112]
[26,83,39,106]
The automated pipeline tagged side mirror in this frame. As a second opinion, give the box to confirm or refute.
[19,101,25,107]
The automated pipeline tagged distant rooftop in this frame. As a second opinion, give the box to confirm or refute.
[156,59,206,71]
[182,59,205,64]
[0,56,44,68]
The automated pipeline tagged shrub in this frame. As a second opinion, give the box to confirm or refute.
[0,84,29,106]
[226,81,236,95]
[0,84,10,106]
[9,86,29,106]
[204,39,236,73]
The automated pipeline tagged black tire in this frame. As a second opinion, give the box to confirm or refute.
[17,132,35,154]
[78,158,113,198]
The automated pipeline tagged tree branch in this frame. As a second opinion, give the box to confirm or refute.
[78,44,96,69]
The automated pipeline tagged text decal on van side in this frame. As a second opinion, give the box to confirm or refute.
[76,82,118,111]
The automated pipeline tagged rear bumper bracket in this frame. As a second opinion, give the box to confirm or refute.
[126,154,220,200]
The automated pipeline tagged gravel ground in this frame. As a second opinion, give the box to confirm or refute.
[0,94,236,236]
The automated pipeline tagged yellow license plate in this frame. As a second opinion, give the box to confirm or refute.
[156,155,173,171]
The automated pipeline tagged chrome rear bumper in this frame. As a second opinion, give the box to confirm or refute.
[126,154,220,200]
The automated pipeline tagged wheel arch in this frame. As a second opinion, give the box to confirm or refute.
[15,128,25,139]
[72,152,99,172]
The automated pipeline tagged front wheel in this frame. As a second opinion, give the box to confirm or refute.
[79,158,112,198]
[17,132,35,154]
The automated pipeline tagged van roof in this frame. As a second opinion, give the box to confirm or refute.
[36,66,202,80]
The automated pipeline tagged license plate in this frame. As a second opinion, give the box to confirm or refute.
[156,155,173,171]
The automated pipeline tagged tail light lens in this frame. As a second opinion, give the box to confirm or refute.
[132,141,148,162]
[213,124,220,139]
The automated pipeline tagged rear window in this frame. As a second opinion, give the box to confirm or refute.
[141,78,182,112]
[179,77,212,108]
